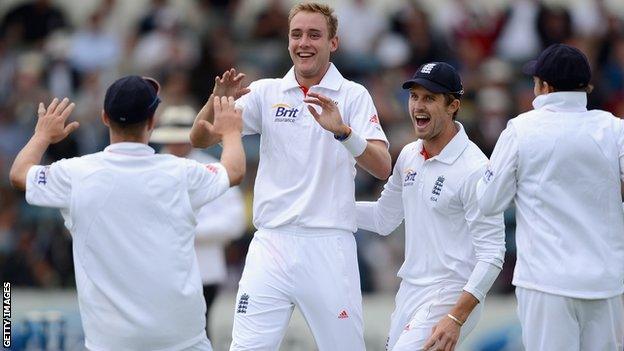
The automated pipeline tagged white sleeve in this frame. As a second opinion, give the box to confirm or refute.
[186,160,230,210]
[347,88,388,146]
[461,166,506,302]
[617,119,624,182]
[356,155,405,235]
[235,81,262,136]
[25,161,72,209]
[476,124,519,215]
[195,186,246,244]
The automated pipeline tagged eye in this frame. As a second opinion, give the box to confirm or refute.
[290,31,302,39]
[310,33,321,39]
[424,95,434,102]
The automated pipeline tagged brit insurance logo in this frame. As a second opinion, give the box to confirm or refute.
[403,168,417,186]
[272,103,299,123]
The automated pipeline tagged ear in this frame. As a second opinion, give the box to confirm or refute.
[448,98,460,116]
[101,110,111,127]
[147,115,156,131]
[329,36,338,53]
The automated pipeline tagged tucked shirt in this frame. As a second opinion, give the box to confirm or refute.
[26,142,230,351]
[236,63,388,233]
[477,92,624,299]
[357,123,505,298]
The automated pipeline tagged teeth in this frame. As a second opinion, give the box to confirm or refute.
[415,116,430,120]
[298,53,313,57]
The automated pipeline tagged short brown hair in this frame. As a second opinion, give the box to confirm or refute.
[288,2,338,39]
[443,93,461,120]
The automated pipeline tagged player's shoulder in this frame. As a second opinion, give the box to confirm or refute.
[248,78,283,92]
[396,141,421,162]
[340,78,370,97]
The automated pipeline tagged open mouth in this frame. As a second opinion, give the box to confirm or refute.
[297,52,315,59]
[413,115,430,128]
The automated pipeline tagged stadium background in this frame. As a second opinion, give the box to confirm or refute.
[0,0,623,349]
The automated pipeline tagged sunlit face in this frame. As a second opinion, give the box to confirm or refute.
[288,11,338,84]
[408,85,458,141]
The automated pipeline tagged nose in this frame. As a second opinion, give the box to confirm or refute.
[299,34,311,47]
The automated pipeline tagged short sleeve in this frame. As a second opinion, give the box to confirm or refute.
[236,81,262,136]
[347,88,388,147]
[25,161,72,209]
[186,160,231,210]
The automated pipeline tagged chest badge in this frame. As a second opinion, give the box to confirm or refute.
[430,175,445,202]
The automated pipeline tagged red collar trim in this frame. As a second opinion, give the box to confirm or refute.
[420,146,431,160]
[299,85,309,97]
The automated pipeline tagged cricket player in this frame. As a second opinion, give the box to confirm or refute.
[9,76,245,351]
[476,43,624,350]
[190,2,391,350]
[151,105,246,339]
[356,62,506,351]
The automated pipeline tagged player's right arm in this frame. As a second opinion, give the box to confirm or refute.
[476,123,519,215]
[190,68,250,148]
[9,98,78,190]
[356,153,405,235]
[212,96,245,186]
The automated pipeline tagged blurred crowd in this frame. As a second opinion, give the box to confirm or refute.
[0,0,623,293]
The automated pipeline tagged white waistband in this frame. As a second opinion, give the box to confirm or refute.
[258,225,352,237]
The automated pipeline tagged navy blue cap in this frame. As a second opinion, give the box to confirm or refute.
[104,76,161,124]
[522,43,591,90]
[402,62,464,95]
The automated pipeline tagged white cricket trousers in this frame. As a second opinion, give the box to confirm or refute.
[387,281,482,351]
[230,228,365,351]
[516,287,624,351]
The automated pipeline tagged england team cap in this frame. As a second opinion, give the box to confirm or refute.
[522,43,591,90]
[104,75,161,124]
[402,62,464,96]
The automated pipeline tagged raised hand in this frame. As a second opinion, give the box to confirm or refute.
[304,92,349,136]
[34,97,79,144]
[212,96,242,136]
[213,68,250,99]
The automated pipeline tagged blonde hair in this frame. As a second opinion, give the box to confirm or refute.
[288,2,338,39]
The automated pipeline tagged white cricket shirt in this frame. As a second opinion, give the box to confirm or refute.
[357,123,505,299]
[236,63,388,233]
[477,92,624,299]
[26,142,230,351]
[190,150,246,284]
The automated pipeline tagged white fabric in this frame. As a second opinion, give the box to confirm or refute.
[516,287,624,351]
[236,63,388,233]
[230,229,364,351]
[463,261,502,303]
[388,281,482,351]
[356,123,505,298]
[189,151,246,284]
[341,129,368,157]
[26,142,230,351]
[477,92,624,299]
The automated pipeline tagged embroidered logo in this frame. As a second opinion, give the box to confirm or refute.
[369,114,379,124]
[205,164,219,174]
[272,103,299,122]
[404,169,417,186]
[484,167,494,183]
[236,293,249,314]
[430,175,445,201]
[37,166,50,185]
[337,309,349,319]
[420,63,436,74]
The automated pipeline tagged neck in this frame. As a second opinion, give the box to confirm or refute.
[109,132,150,145]
[295,62,330,88]
[422,121,458,157]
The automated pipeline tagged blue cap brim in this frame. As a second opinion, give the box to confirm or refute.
[402,78,454,94]
[522,60,537,76]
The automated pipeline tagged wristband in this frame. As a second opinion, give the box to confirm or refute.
[447,313,464,327]
[338,128,367,157]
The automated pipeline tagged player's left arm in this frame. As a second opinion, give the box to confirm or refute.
[425,166,506,350]
[10,98,78,190]
[304,91,391,179]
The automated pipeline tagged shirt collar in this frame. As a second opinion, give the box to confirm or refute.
[420,122,469,165]
[104,142,155,156]
[280,62,344,92]
[532,92,587,112]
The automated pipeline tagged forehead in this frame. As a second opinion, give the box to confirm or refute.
[409,85,437,96]
[289,11,328,32]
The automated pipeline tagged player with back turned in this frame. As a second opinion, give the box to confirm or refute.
[477,44,624,350]
[9,76,245,351]
[190,2,391,350]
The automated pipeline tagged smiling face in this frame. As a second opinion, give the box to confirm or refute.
[288,11,338,87]
[408,85,459,142]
